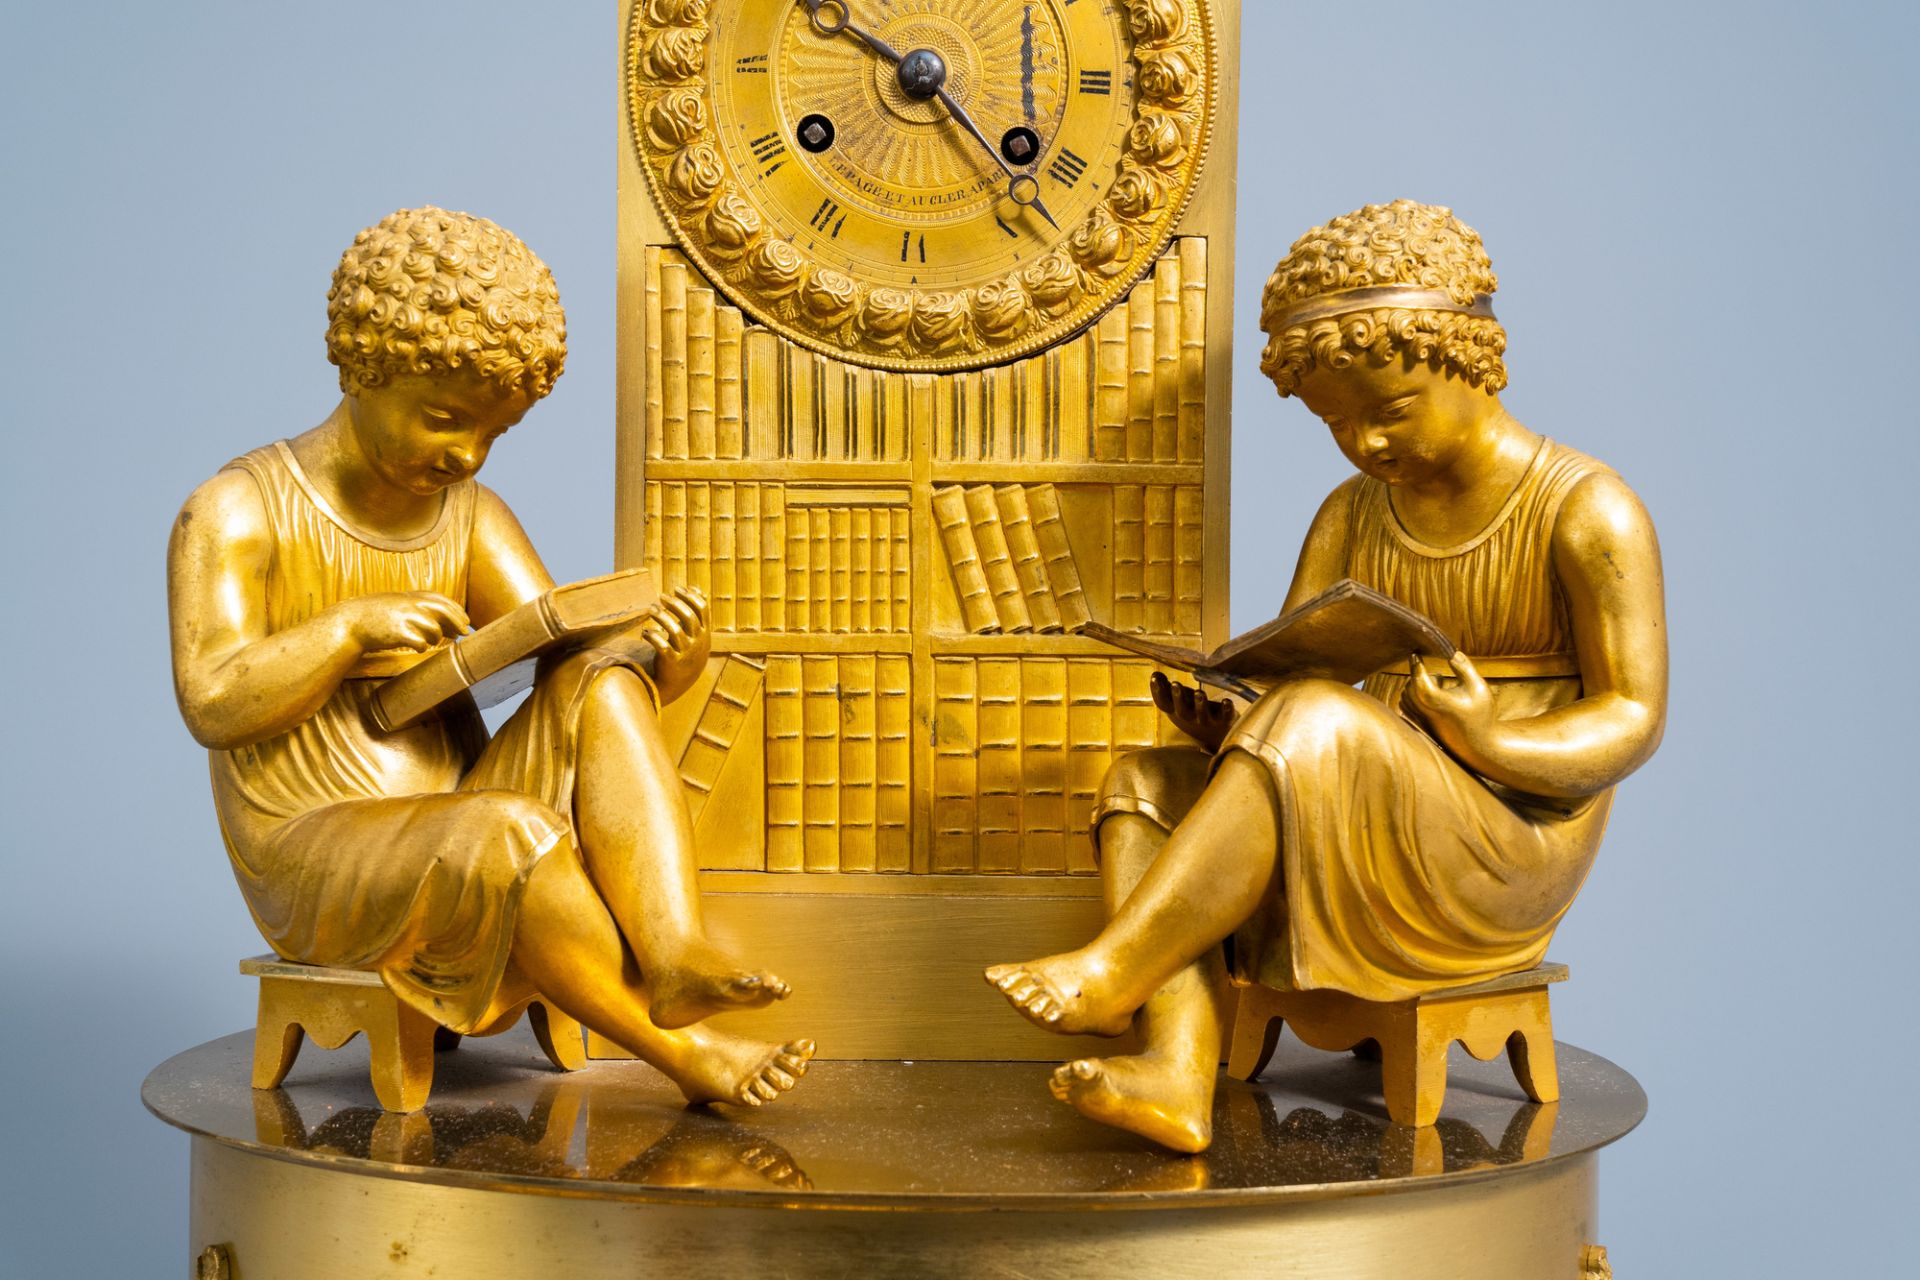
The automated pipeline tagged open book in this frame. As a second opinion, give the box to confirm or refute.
[1079,579,1455,700]
[369,568,660,732]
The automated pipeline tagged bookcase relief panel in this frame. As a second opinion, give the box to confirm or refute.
[639,244,1217,877]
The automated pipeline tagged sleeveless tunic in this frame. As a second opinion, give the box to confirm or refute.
[1101,438,1617,1001]
[210,443,649,1031]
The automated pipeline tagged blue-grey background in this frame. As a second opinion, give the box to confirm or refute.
[3,1,1914,1272]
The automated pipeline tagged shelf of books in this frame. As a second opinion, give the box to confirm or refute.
[634,243,1221,892]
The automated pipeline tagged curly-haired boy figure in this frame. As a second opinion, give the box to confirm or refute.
[988,201,1668,1151]
[169,208,812,1108]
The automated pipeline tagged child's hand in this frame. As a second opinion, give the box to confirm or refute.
[338,592,470,653]
[1151,671,1238,753]
[1404,652,1497,758]
[643,587,711,704]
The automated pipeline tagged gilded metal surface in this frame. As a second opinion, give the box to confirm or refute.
[1226,966,1565,1129]
[145,1029,1644,1205]
[637,243,1217,880]
[626,0,1218,370]
[167,206,814,1111]
[987,200,1670,1151]
[152,1028,1636,1277]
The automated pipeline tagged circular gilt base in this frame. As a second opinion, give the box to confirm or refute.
[147,1031,1641,1279]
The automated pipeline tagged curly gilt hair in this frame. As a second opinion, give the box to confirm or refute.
[1259,200,1507,398]
[326,207,567,398]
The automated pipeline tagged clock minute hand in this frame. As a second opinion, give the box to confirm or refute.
[932,86,1062,231]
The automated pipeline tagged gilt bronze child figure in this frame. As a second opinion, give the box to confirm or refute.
[169,207,812,1108]
[988,200,1668,1151]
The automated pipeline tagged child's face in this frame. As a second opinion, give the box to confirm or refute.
[1293,355,1494,487]
[346,368,537,496]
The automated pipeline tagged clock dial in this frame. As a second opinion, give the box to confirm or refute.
[628,0,1216,371]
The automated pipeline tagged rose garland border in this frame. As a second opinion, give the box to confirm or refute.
[625,0,1217,371]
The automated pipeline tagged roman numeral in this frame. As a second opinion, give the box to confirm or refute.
[750,131,787,176]
[1078,70,1112,95]
[1047,148,1088,187]
[898,233,928,263]
[735,55,768,74]
[809,197,841,233]
[995,215,1019,239]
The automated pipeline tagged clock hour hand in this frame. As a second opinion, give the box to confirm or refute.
[802,0,1061,232]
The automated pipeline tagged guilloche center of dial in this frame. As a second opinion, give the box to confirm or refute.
[896,48,948,100]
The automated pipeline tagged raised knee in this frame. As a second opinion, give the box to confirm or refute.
[1253,679,1390,756]
[1095,746,1212,833]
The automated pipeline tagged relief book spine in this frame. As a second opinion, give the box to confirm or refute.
[1093,308,1129,462]
[1126,275,1156,462]
[661,483,688,594]
[1177,237,1207,464]
[784,502,810,633]
[891,507,910,631]
[1152,252,1180,463]
[734,482,760,633]
[676,654,765,826]
[809,502,833,634]
[685,481,712,605]
[876,655,911,872]
[688,282,716,459]
[963,484,1032,634]
[1065,659,1114,875]
[1020,658,1069,874]
[1143,483,1175,635]
[975,657,1023,874]
[660,257,689,461]
[801,654,840,872]
[761,483,785,633]
[831,506,854,634]
[994,485,1062,633]
[930,658,978,873]
[932,486,998,634]
[1174,484,1204,641]
[716,304,744,460]
[1112,485,1146,632]
[762,656,804,872]
[1028,484,1091,631]
[709,480,735,632]
[849,506,872,634]
[868,505,890,633]
[837,654,877,872]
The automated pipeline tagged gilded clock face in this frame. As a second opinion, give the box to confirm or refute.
[627,0,1215,371]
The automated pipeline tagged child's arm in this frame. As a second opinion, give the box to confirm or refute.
[1278,476,1361,611]
[463,484,557,626]
[168,471,468,749]
[1405,472,1668,798]
[463,484,711,702]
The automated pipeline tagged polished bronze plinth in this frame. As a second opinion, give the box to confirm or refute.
[146,1029,1639,1277]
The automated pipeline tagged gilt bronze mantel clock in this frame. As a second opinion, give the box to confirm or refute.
[613,0,1241,1059]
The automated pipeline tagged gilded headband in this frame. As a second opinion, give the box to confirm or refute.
[1266,286,1498,331]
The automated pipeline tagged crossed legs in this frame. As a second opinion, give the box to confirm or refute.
[513,842,810,1107]
[572,666,789,1029]
[494,662,808,1107]
[987,750,1281,1150]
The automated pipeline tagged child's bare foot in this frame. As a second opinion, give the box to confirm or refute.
[1049,1053,1215,1154]
[984,952,1135,1038]
[648,940,791,1030]
[666,1028,815,1109]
